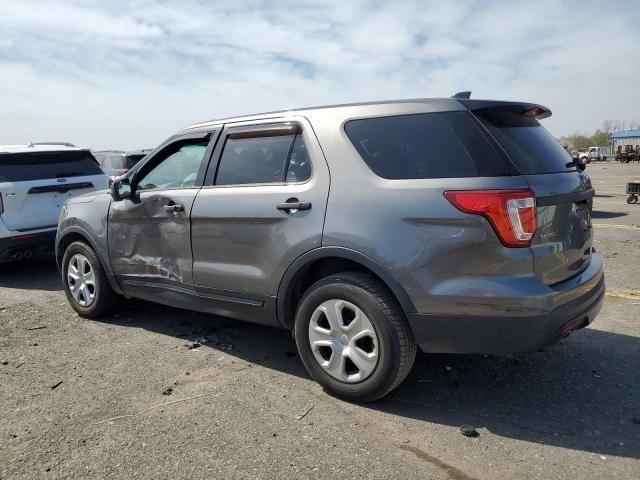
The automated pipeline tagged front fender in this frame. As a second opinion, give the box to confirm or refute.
[56,193,123,295]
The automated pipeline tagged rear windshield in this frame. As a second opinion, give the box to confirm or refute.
[344,112,511,179]
[472,106,575,174]
[0,150,103,182]
[109,155,127,170]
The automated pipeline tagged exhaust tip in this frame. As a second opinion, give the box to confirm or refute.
[24,250,33,259]
[560,317,588,337]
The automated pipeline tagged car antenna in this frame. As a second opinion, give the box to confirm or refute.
[452,91,472,99]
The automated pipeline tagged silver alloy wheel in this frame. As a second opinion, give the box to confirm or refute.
[67,253,96,307]
[308,299,379,383]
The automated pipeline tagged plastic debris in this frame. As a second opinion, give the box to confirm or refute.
[460,425,479,437]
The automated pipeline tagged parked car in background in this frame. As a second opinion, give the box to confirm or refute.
[1,143,109,263]
[57,97,604,402]
[94,149,151,179]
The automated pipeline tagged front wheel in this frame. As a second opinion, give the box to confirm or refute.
[62,241,118,318]
[294,272,416,402]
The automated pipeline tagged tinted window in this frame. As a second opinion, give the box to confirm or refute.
[473,106,575,174]
[345,112,510,179]
[0,150,103,182]
[216,134,294,186]
[285,134,311,183]
[137,143,207,191]
[125,154,146,169]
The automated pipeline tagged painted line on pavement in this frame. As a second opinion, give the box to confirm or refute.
[606,288,640,301]
[593,223,640,230]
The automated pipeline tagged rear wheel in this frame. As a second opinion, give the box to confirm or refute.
[294,272,416,402]
[628,194,638,204]
[62,241,118,318]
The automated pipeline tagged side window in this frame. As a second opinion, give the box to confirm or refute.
[109,155,126,170]
[345,112,510,179]
[137,142,208,191]
[216,134,293,186]
[215,131,312,186]
[285,134,311,183]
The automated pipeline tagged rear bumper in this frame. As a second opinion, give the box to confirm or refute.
[0,229,57,262]
[407,252,605,354]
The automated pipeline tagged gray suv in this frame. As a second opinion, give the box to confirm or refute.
[56,98,605,402]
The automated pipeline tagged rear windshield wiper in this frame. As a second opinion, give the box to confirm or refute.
[565,159,586,171]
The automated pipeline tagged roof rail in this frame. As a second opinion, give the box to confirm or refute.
[28,141,76,147]
[451,91,471,99]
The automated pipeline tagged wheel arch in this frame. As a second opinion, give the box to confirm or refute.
[276,247,416,329]
[56,227,123,295]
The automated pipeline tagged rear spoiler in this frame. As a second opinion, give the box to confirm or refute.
[457,99,552,120]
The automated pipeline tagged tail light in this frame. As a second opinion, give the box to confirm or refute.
[444,189,537,247]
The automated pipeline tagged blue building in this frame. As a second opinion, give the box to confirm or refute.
[611,129,640,153]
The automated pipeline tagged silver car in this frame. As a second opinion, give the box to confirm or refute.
[56,97,605,402]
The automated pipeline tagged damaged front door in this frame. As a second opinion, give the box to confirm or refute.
[108,134,214,288]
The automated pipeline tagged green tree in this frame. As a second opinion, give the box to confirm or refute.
[590,129,609,146]
[565,134,591,149]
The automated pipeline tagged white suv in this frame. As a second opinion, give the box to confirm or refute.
[0,143,109,263]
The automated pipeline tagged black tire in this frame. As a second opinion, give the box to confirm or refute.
[61,241,118,318]
[628,194,638,205]
[294,272,416,402]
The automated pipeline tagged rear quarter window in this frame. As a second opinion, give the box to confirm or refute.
[0,150,103,182]
[344,112,512,179]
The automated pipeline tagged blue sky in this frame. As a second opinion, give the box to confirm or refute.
[1,0,639,150]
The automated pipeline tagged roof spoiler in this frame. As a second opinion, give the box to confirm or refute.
[457,99,552,120]
[452,91,471,99]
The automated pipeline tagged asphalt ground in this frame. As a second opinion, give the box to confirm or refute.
[1,162,639,479]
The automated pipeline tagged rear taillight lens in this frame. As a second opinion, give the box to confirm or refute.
[444,189,537,247]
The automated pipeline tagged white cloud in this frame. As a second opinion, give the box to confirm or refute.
[0,0,638,150]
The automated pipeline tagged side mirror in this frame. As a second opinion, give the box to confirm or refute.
[111,177,133,201]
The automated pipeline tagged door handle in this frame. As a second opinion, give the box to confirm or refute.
[276,199,312,213]
[163,204,184,213]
